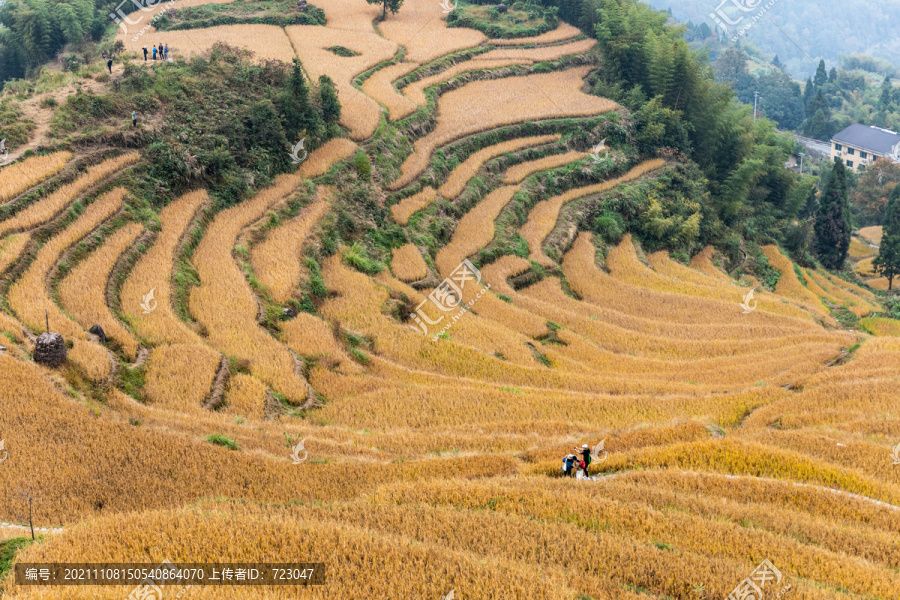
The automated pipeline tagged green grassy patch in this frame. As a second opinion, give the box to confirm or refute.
[206,433,239,450]
[156,0,325,30]
[446,2,559,39]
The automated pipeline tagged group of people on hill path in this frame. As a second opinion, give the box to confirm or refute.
[562,444,594,479]
[142,43,170,61]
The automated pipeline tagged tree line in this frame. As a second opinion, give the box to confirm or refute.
[538,0,900,283]
[0,0,121,83]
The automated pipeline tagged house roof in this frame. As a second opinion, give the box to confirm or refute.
[831,123,900,155]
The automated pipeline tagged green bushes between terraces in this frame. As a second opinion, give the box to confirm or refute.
[49,44,341,210]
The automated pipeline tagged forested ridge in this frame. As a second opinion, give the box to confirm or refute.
[642,0,900,80]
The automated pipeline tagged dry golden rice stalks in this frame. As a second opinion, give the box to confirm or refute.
[607,236,818,322]
[121,190,209,346]
[479,254,531,296]
[503,150,588,183]
[250,192,330,303]
[0,353,518,527]
[0,233,30,274]
[0,151,71,203]
[371,477,900,599]
[861,316,900,336]
[824,268,878,302]
[361,62,420,121]
[606,438,900,505]
[688,245,732,281]
[285,25,398,140]
[849,237,877,259]
[437,134,561,198]
[189,174,308,404]
[0,153,138,239]
[113,0,237,49]
[119,24,295,61]
[321,255,728,396]
[223,373,268,419]
[803,268,878,316]
[376,271,545,362]
[391,67,616,189]
[58,225,144,360]
[521,159,665,265]
[561,233,841,329]
[855,256,876,277]
[280,312,356,368]
[436,185,520,276]
[866,276,891,290]
[390,186,436,225]
[143,343,221,411]
[68,338,112,382]
[858,225,882,246]
[647,250,724,288]
[379,0,486,63]
[315,0,381,31]
[622,469,900,532]
[475,37,596,62]
[0,312,27,344]
[761,245,830,318]
[490,21,582,45]
[391,243,428,282]
[297,139,358,178]
[8,188,126,339]
[4,502,571,599]
[402,59,529,106]
[519,276,825,354]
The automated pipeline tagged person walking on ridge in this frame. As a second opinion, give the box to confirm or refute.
[575,444,592,479]
[152,46,157,60]
[107,57,113,74]
[164,44,169,60]
[562,454,578,478]
[142,46,148,61]
[132,111,137,128]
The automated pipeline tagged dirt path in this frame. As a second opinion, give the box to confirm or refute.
[0,521,63,535]
[590,469,900,512]
[4,64,128,164]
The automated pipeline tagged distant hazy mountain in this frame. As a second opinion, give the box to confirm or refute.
[645,0,900,78]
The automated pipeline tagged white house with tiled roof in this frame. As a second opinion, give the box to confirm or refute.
[831,123,900,172]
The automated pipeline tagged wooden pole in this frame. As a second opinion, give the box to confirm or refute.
[28,496,34,541]
[45,310,49,335]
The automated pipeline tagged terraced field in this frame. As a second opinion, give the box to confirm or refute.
[1,3,898,600]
